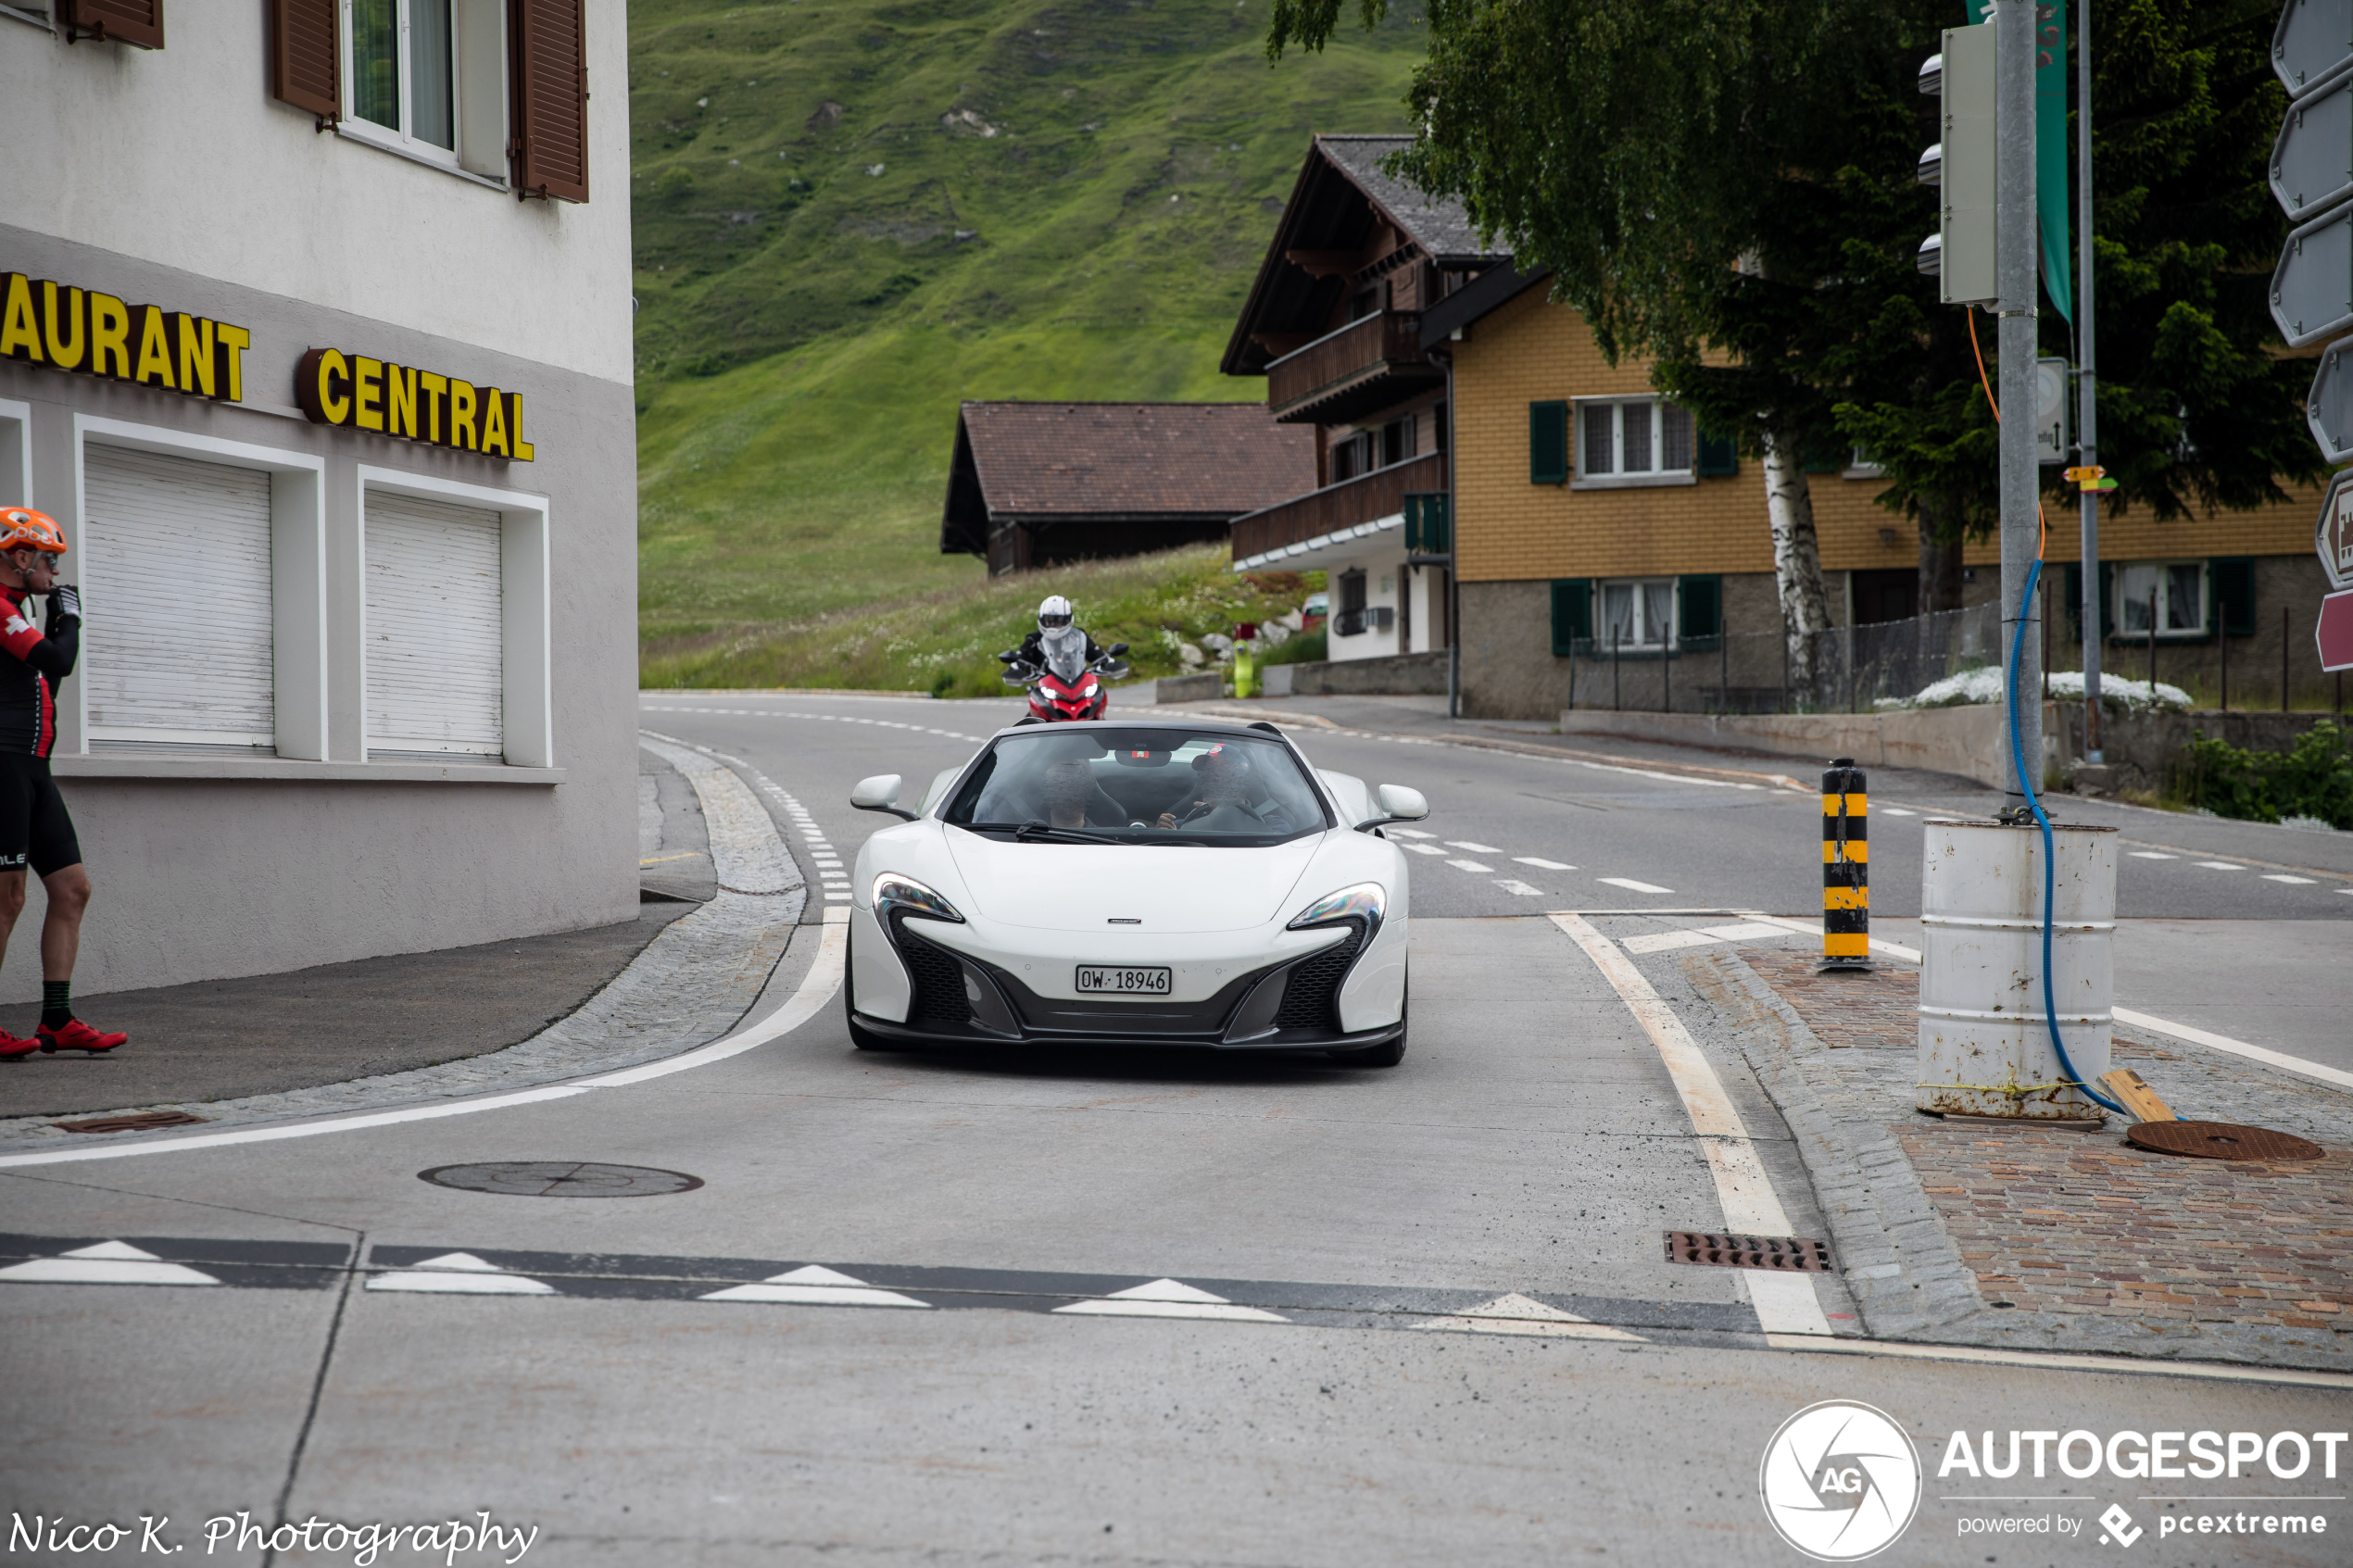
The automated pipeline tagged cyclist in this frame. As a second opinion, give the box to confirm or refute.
[0,508,123,1060]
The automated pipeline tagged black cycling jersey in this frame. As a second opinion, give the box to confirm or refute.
[0,587,77,759]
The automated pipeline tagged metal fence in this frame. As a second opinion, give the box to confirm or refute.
[1562,600,2009,715]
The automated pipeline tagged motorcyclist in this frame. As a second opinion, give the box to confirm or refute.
[1013,596,1104,675]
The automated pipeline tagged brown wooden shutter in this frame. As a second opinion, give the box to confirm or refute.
[270,0,339,121]
[510,0,589,203]
[64,0,164,48]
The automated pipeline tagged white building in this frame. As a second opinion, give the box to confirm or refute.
[1,0,636,997]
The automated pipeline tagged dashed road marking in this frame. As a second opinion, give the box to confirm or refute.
[1398,842,1444,856]
[1416,1292,1644,1341]
[2129,851,2177,859]
[701,1265,930,1309]
[366,1252,556,1296]
[0,1240,221,1287]
[1595,877,1675,895]
[1054,1278,1288,1323]
[2262,873,2318,884]
[1514,857,1575,871]
[1492,879,1546,897]
[2193,861,2244,872]
[1385,827,1436,839]
[1444,859,1494,873]
[1443,840,1501,854]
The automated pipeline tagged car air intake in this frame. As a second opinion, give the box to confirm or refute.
[1275,922,1364,1032]
[891,916,972,1023]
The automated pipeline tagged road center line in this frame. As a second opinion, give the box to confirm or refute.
[1546,912,1831,1338]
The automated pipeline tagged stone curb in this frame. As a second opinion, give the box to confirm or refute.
[0,737,807,1155]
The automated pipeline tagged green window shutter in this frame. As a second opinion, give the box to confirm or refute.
[2211,558,2257,635]
[1695,430,1737,477]
[1550,579,1592,656]
[1530,400,1568,485]
[1403,495,1423,554]
[1428,494,1451,553]
[1676,574,1721,648]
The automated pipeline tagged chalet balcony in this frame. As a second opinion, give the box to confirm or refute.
[1265,310,1445,425]
[1230,451,1446,565]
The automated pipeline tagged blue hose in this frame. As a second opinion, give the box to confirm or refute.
[2005,559,2126,1115]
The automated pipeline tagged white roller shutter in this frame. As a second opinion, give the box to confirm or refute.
[365,491,503,757]
[82,444,276,749]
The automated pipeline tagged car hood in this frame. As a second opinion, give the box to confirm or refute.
[942,831,1324,933]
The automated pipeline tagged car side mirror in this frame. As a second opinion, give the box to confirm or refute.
[850,773,917,822]
[1355,784,1429,831]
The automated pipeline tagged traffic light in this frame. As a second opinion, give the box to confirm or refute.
[1916,23,1997,307]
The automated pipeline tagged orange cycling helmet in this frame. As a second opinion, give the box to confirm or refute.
[0,508,66,558]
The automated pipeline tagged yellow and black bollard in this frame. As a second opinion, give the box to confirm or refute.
[1819,757,1872,972]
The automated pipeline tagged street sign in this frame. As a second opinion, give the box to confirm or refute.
[2035,358,2070,464]
[2271,66,2353,218]
[2307,336,2353,462]
[2271,200,2353,346]
[2318,588,2353,671]
[2274,0,2353,99]
[2320,466,2353,589]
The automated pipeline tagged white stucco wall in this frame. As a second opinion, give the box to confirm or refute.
[1,4,634,383]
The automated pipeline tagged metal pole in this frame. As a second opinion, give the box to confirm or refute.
[1997,0,2042,798]
[2077,0,2102,762]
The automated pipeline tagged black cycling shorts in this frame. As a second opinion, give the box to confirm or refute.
[0,753,82,877]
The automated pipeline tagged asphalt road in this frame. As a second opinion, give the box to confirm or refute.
[0,691,2343,1567]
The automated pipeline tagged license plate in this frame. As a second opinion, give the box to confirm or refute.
[1076,965,1171,995]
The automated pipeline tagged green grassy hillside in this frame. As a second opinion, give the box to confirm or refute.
[628,0,1424,680]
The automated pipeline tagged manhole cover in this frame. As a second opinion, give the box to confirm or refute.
[418,1161,705,1198]
[2125,1122,2325,1162]
[1665,1231,1835,1273]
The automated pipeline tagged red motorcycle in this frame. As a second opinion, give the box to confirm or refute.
[999,638,1129,721]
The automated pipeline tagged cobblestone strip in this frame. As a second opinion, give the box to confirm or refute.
[1682,947,2353,1373]
[0,738,806,1154]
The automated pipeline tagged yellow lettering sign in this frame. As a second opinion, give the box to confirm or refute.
[417,370,447,444]
[176,314,216,399]
[353,357,384,432]
[89,295,132,379]
[478,385,510,458]
[0,274,42,363]
[41,282,84,372]
[297,347,351,425]
[386,363,418,440]
[450,380,478,450]
[509,394,534,461]
[133,306,177,390]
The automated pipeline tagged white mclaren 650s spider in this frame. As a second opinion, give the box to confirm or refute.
[843,718,1428,1065]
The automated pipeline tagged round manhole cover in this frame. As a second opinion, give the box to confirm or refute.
[2125,1122,2325,1162]
[418,1161,705,1198]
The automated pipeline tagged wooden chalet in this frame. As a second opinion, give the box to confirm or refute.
[1222,135,1511,659]
[939,401,1315,575]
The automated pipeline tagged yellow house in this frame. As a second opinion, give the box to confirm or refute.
[1425,263,2337,721]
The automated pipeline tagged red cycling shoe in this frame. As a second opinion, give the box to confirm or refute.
[0,1030,37,1060]
[37,1019,127,1055]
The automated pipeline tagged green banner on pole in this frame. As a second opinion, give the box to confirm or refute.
[1973,2,2072,322]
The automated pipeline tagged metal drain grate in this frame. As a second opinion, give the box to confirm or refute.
[1665,1231,1835,1273]
[52,1110,211,1135]
[418,1162,705,1198]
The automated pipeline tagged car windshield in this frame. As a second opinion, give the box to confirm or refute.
[944,729,1331,847]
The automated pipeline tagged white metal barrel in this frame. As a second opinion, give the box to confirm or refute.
[1917,820,2119,1119]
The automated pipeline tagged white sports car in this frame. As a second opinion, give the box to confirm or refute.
[844,718,1428,1065]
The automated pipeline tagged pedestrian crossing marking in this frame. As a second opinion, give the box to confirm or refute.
[366,1251,557,1295]
[699,1264,931,1309]
[1415,1292,1644,1340]
[1052,1278,1287,1323]
[0,1240,221,1287]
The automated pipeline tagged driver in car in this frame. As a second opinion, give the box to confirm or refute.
[1155,745,1287,832]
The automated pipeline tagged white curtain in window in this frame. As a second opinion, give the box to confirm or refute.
[1642,581,1675,646]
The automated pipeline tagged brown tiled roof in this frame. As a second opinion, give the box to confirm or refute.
[957,402,1316,519]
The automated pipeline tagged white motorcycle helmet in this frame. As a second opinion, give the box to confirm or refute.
[1038,595,1074,633]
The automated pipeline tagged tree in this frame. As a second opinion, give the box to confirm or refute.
[1268,0,2321,688]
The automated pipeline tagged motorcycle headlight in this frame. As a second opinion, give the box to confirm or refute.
[1287,883,1383,931]
[870,872,964,922]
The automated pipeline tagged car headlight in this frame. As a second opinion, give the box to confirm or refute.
[871,872,964,922]
[1287,883,1383,931]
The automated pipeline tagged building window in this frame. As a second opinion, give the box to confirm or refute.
[364,489,505,759]
[1329,414,1417,483]
[1599,578,1677,650]
[347,0,457,158]
[82,445,280,753]
[2114,560,2206,638]
[1573,399,1696,487]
